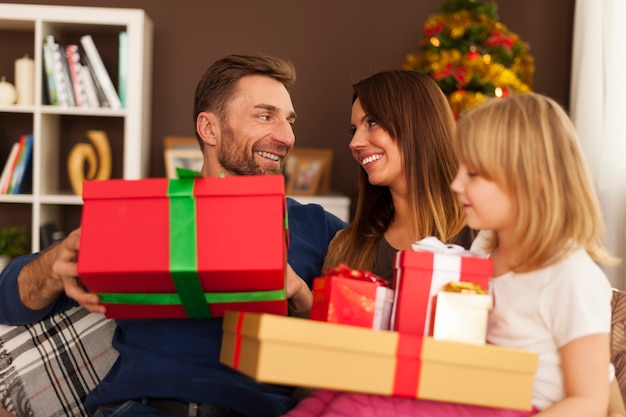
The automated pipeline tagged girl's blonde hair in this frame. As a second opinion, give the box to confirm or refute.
[454,92,617,271]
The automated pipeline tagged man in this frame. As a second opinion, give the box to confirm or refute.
[0,54,346,417]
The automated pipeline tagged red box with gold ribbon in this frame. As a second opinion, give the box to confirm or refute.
[391,237,492,335]
[311,263,394,330]
[77,174,288,319]
[220,311,538,410]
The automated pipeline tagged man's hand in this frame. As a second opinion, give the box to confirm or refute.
[52,229,105,314]
[286,264,313,317]
[19,228,105,314]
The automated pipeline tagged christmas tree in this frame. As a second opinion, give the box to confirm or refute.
[403,0,534,118]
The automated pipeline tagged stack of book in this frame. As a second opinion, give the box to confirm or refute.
[0,133,33,194]
[42,33,126,109]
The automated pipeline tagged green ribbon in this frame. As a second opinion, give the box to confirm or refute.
[167,177,212,318]
[98,289,286,305]
[176,167,202,179]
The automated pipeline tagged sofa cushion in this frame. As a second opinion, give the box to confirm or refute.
[611,289,626,403]
[0,307,117,417]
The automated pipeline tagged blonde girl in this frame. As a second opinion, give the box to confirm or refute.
[284,92,617,417]
[452,92,618,417]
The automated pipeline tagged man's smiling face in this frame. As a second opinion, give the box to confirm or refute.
[217,75,297,176]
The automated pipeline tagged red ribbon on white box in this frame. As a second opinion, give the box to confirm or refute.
[411,237,470,333]
[391,236,491,335]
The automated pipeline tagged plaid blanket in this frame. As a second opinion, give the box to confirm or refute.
[0,307,117,417]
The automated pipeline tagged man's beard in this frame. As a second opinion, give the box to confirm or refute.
[217,125,286,176]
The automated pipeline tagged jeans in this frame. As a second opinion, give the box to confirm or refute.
[93,401,171,417]
[92,400,224,417]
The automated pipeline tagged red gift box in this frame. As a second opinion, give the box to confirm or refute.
[391,237,492,334]
[77,175,288,319]
[311,264,394,330]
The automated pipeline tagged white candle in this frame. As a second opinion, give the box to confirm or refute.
[15,55,34,106]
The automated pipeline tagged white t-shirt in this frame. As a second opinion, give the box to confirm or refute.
[471,232,612,410]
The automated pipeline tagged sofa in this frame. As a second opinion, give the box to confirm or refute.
[1,291,626,416]
[612,289,626,407]
[0,307,116,416]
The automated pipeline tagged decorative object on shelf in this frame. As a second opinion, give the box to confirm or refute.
[39,221,66,250]
[68,130,112,196]
[15,54,34,105]
[163,136,203,178]
[285,148,333,196]
[403,0,534,118]
[0,225,29,271]
[0,76,17,105]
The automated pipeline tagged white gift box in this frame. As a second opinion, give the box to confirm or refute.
[432,291,493,345]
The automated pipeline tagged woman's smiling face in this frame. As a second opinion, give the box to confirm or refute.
[349,98,403,187]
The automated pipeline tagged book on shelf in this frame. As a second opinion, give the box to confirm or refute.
[80,34,122,109]
[46,35,73,107]
[42,42,58,105]
[0,142,21,194]
[118,30,128,108]
[80,51,110,108]
[8,133,33,195]
[79,61,101,108]
[66,44,89,107]
[1,135,26,194]
[58,46,77,107]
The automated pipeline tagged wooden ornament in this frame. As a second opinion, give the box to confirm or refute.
[68,130,112,196]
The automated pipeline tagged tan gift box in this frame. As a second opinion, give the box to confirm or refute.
[221,311,538,411]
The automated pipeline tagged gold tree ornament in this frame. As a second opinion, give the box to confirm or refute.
[68,130,112,196]
[403,0,534,118]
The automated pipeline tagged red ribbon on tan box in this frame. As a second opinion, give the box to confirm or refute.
[221,311,538,411]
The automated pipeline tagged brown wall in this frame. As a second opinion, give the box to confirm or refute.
[2,0,576,209]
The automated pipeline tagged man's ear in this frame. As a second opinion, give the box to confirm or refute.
[196,111,220,146]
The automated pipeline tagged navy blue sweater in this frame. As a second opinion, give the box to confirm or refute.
[0,198,346,417]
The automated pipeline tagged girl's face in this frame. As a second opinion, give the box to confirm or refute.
[451,162,516,235]
[349,98,403,187]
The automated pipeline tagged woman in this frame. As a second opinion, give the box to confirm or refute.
[324,69,473,282]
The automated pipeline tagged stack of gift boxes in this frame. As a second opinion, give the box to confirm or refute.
[220,236,538,411]
[77,175,538,410]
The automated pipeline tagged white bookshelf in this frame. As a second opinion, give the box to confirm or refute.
[0,4,153,251]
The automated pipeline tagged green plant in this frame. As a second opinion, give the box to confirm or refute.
[0,226,29,258]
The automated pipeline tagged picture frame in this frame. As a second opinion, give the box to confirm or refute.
[163,136,203,178]
[285,148,333,196]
